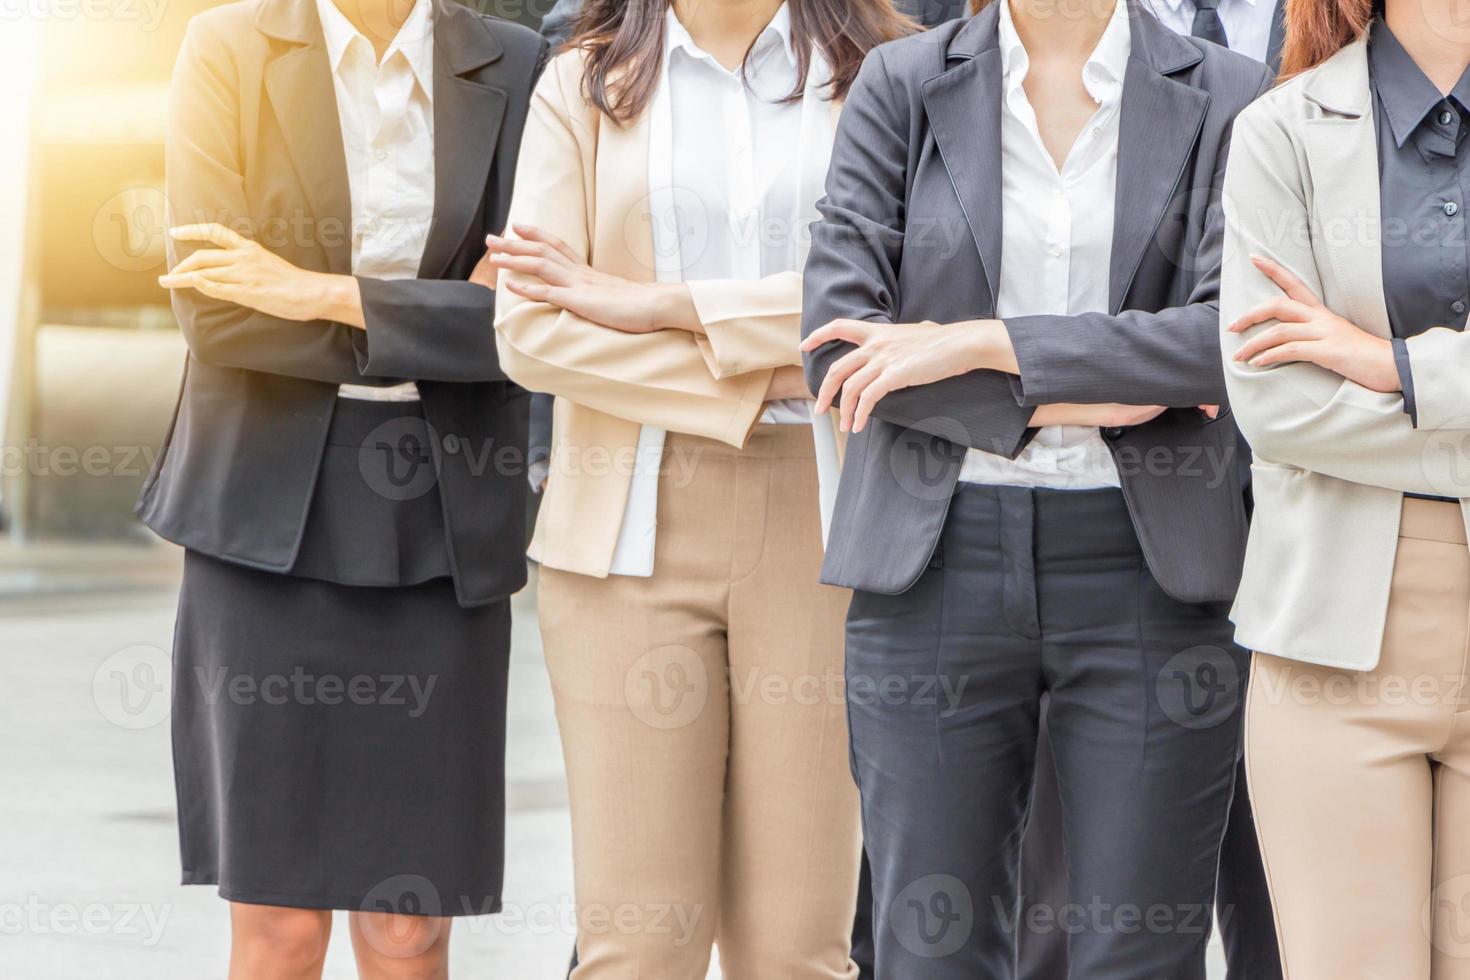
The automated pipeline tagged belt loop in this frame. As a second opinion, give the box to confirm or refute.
[999,488,1040,639]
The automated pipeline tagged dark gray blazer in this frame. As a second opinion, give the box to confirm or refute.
[802,0,1272,604]
[138,0,546,607]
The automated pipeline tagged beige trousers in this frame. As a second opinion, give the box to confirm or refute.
[1247,498,1470,979]
[538,425,861,980]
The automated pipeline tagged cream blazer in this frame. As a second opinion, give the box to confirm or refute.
[494,50,843,577]
[1221,37,1470,671]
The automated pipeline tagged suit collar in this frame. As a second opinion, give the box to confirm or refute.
[1367,17,1470,147]
[947,0,1202,76]
[313,0,435,96]
[257,0,502,75]
[1302,34,1373,117]
[1297,34,1392,338]
[924,0,1211,314]
[997,0,1131,97]
[257,0,508,278]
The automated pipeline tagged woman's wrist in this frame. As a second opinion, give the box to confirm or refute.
[965,319,1018,374]
[650,282,704,334]
[317,273,366,329]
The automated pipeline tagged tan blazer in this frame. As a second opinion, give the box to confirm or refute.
[494,50,842,577]
[1221,36,1470,671]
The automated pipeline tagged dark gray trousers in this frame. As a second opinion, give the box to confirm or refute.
[846,485,1247,980]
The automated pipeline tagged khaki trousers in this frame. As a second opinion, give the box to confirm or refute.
[539,425,861,979]
[1247,498,1470,979]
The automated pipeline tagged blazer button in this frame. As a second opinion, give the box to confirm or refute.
[1103,426,1124,440]
[442,434,461,455]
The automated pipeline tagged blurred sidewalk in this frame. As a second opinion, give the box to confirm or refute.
[0,543,582,978]
[0,540,182,600]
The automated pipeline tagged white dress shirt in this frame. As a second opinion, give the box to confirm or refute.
[1146,0,1276,63]
[608,2,838,576]
[959,0,1130,488]
[315,0,435,402]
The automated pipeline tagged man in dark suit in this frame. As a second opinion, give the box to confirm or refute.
[1143,3,1286,978]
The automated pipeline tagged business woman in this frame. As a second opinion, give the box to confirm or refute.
[801,0,1271,976]
[488,1,911,975]
[147,0,542,976]
[1221,0,1470,974]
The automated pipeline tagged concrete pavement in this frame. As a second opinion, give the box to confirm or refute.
[0,545,582,978]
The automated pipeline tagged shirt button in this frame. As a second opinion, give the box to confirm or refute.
[1455,300,1467,315]
[1441,109,1456,126]
[1050,246,1063,257]
[1446,201,1460,216]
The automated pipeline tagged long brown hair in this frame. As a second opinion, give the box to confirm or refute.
[570,0,917,123]
[1278,0,1381,80]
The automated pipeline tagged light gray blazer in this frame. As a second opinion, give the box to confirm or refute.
[1221,37,1470,670]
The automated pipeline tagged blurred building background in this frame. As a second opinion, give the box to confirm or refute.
[0,0,550,547]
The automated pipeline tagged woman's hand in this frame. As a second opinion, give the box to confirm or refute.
[484,225,701,335]
[800,318,1008,433]
[159,224,362,327]
[1229,255,1400,393]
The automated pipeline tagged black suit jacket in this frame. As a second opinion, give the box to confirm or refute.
[802,0,1272,603]
[139,0,546,606]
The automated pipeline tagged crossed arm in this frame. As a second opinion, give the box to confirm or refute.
[160,18,515,385]
[487,55,813,447]
[800,49,1246,448]
[1219,104,1470,496]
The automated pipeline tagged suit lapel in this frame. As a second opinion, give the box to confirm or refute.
[1301,41,1391,338]
[263,37,353,274]
[418,0,506,277]
[597,99,658,283]
[1110,56,1208,312]
[922,47,1004,311]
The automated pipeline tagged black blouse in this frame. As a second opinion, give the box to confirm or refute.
[1369,18,1470,428]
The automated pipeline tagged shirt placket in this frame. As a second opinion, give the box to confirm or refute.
[725,75,762,280]
[367,58,412,264]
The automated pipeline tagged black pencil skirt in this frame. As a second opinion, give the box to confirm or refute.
[170,396,512,915]
[172,552,511,915]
